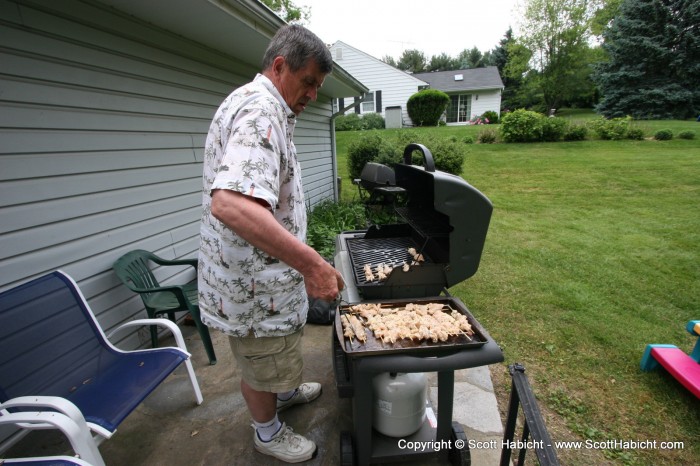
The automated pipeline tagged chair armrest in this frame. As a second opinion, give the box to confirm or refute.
[107,318,191,356]
[149,255,198,270]
[0,398,105,466]
[106,319,204,405]
[125,283,194,310]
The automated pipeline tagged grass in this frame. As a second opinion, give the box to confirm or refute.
[331,114,700,465]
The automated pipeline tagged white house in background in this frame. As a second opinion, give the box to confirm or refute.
[0,0,365,347]
[413,67,504,125]
[329,41,428,127]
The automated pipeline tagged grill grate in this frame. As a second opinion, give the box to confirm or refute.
[346,236,429,286]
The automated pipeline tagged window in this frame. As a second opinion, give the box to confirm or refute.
[361,92,375,113]
[446,94,471,123]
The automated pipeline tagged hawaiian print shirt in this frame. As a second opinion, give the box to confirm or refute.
[198,74,308,337]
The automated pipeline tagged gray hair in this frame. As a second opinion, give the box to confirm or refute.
[262,25,333,74]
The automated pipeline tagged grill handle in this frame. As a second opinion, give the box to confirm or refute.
[403,143,435,172]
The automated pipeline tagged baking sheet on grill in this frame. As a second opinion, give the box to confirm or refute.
[335,297,488,356]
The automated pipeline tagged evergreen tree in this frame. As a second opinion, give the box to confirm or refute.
[397,49,427,73]
[491,28,521,110]
[428,53,458,72]
[594,0,700,119]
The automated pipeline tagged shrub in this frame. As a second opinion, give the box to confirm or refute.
[481,110,499,124]
[478,128,498,144]
[347,132,397,179]
[428,139,467,174]
[653,129,673,140]
[335,113,363,131]
[407,89,450,126]
[500,109,545,143]
[540,117,568,142]
[362,112,385,130]
[307,200,366,258]
[626,127,645,140]
[589,116,631,140]
[563,123,588,141]
[462,135,475,144]
[335,112,386,131]
[392,130,466,175]
[678,130,695,140]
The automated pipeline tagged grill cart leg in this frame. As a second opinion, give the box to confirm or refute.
[449,421,472,466]
[340,431,355,466]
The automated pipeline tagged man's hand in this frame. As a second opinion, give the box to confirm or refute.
[303,260,344,302]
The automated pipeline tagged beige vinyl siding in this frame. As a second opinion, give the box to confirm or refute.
[0,0,336,348]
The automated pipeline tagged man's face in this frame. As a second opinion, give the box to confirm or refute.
[273,57,327,115]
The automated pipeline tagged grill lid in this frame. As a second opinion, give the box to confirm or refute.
[393,143,493,288]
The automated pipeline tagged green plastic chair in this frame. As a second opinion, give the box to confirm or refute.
[113,250,216,365]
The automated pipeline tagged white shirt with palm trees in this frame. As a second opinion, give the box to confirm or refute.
[198,74,308,337]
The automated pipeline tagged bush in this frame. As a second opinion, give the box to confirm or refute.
[540,117,568,142]
[462,135,475,144]
[335,112,386,131]
[361,112,386,130]
[392,130,466,175]
[563,123,588,141]
[407,89,450,126]
[307,200,366,258]
[653,129,673,140]
[627,127,645,140]
[589,116,632,140]
[500,109,545,143]
[346,132,397,180]
[481,110,499,124]
[335,113,363,131]
[678,130,695,140]
[478,128,498,144]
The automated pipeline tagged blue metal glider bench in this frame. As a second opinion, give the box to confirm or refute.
[640,320,700,399]
[0,271,203,463]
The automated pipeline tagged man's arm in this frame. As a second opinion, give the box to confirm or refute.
[210,189,343,301]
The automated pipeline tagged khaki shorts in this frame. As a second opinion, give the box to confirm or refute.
[228,329,303,393]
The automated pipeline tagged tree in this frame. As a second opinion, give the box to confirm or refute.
[428,53,458,71]
[457,47,485,68]
[381,55,398,67]
[518,0,594,111]
[491,28,523,110]
[397,49,427,73]
[594,0,700,119]
[259,0,310,24]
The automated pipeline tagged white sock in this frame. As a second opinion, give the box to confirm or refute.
[277,388,297,401]
[254,415,282,442]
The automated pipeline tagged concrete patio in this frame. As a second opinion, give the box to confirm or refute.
[6,322,506,465]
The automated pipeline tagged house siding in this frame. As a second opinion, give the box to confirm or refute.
[0,0,336,348]
[330,41,426,126]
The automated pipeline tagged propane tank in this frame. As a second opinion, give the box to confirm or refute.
[372,372,427,437]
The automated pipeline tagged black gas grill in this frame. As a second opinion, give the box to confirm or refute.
[333,144,503,465]
[335,143,493,301]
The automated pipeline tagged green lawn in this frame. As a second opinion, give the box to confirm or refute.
[333,119,700,465]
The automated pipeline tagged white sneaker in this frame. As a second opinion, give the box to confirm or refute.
[254,422,316,463]
[277,382,322,412]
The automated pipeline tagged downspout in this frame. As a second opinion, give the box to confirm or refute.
[330,95,366,202]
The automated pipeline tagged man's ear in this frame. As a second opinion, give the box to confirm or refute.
[271,56,287,77]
